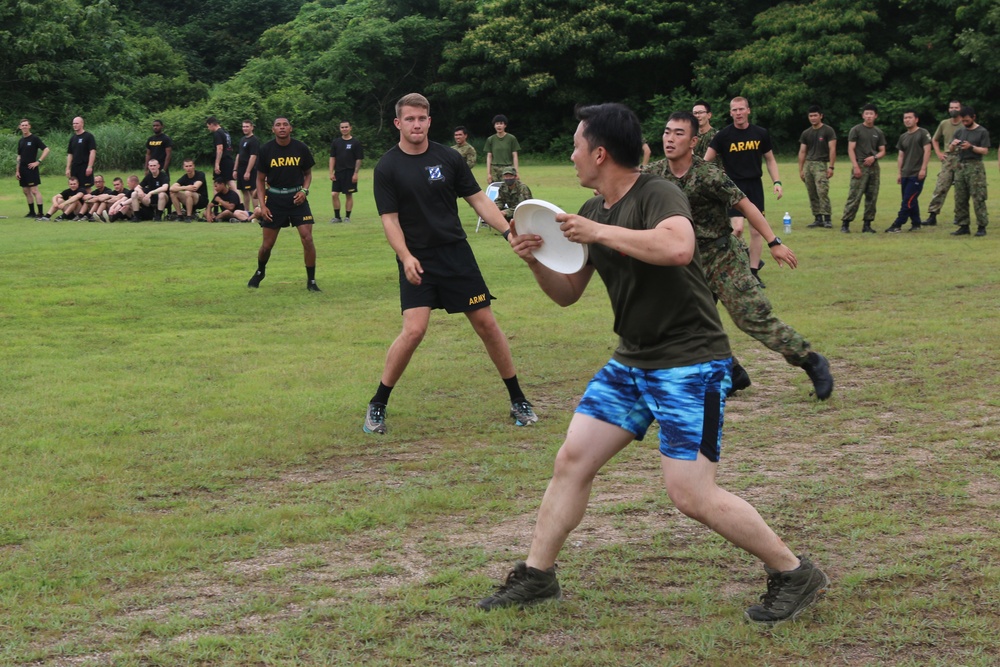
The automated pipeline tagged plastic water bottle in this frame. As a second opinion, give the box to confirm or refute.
[783,212,792,235]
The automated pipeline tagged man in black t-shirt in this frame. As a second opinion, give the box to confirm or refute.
[328,121,364,222]
[78,174,116,220]
[233,120,260,212]
[206,116,237,192]
[16,119,51,217]
[145,119,173,178]
[363,92,535,437]
[65,116,97,191]
[207,177,251,222]
[38,177,85,220]
[131,159,170,221]
[248,117,320,291]
[108,176,140,221]
[705,97,783,287]
[169,159,208,221]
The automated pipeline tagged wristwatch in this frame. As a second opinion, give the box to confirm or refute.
[301,188,309,195]
[767,237,782,248]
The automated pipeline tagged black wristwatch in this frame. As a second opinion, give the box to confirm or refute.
[767,237,782,248]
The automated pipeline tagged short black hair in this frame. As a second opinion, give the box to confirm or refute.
[667,111,698,136]
[959,105,976,117]
[902,109,918,118]
[808,105,823,114]
[454,125,468,134]
[205,116,219,125]
[492,114,508,125]
[575,103,643,168]
[693,100,711,113]
[862,103,878,113]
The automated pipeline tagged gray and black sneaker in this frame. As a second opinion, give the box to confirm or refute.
[364,402,387,435]
[477,561,561,610]
[801,352,833,400]
[745,555,829,626]
[510,399,538,426]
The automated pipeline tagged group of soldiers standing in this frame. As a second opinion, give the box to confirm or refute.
[795,100,991,236]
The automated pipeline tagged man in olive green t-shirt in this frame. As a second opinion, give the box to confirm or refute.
[886,110,932,233]
[484,114,521,183]
[798,105,837,228]
[949,106,990,237]
[841,104,886,233]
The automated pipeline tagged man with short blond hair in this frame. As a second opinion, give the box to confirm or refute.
[364,92,536,436]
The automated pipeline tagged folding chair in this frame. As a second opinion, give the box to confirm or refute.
[476,181,503,232]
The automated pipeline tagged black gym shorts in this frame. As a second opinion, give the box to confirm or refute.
[397,240,495,314]
[331,169,358,194]
[259,191,314,229]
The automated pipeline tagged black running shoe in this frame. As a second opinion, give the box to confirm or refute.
[745,555,829,626]
[477,561,561,610]
[248,270,265,288]
[307,280,321,292]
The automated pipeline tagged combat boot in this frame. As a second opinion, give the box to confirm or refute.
[975,226,987,237]
[951,226,970,236]
[840,222,850,233]
[924,212,937,226]
[822,214,833,228]
[807,216,825,229]
[861,223,876,233]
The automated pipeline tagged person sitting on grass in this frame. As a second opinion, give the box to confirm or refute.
[37,176,84,220]
[206,177,252,222]
[108,176,140,221]
[131,159,170,221]
[170,159,209,222]
[78,174,116,221]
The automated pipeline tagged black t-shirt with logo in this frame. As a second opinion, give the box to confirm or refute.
[146,133,173,165]
[18,134,48,163]
[373,141,479,249]
[708,123,773,181]
[68,131,97,167]
[257,138,315,189]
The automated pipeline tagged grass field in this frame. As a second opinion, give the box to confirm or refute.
[2,157,999,666]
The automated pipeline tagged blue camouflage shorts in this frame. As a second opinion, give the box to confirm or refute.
[576,358,733,462]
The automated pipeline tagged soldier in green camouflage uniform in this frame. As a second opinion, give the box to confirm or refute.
[798,106,836,227]
[453,126,477,170]
[692,101,716,158]
[494,167,533,221]
[949,106,990,237]
[925,100,963,226]
[841,104,886,233]
[642,111,833,400]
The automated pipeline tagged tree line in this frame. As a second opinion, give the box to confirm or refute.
[3,0,997,168]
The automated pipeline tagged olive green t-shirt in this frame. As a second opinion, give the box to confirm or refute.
[932,119,961,152]
[578,174,731,369]
[954,125,990,162]
[848,123,887,161]
[799,124,837,162]
[483,133,521,166]
[896,128,932,177]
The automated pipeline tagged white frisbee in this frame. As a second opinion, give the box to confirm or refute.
[513,199,588,274]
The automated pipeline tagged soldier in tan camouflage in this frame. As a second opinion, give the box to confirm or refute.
[925,100,963,226]
[643,111,833,400]
[494,167,533,221]
[453,126,477,170]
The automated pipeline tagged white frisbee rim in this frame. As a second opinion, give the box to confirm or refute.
[513,199,588,274]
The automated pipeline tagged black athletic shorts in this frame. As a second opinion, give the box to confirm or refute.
[195,193,209,210]
[729,178,764,217]
[19,168,41,188]
[397,240,494,314]
[259,191,314,229]
[237,168,258,191]
[71,164,94,189]
[331,169,358,194]
[137,204,157,220]
[218,155,235,180]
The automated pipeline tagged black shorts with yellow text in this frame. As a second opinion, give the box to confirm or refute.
[398,240,494,314]
[260,191,314,229]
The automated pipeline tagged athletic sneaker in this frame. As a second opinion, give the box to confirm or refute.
[364,402,387,434]
[477,561,561,610]
[801,352,833,400]
[510,399,538,426]
[247,270,265,288]
[37,215,51,221]
[745,555,829,626]
[344,217,351,223]
[100,211,110,223]
[307,280,321,292]
[330,217,343,224]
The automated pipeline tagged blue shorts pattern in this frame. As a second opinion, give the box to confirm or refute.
[576,358,733,462]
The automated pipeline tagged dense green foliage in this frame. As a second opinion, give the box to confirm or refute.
[2,0,998,166]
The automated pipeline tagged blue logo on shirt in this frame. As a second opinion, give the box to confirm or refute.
[426,165,444,181]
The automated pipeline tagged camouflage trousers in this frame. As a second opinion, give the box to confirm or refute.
[700,235,810,366]
[953,160,989,228]
[842,163,880,224]
[803,161,832,216]
[926,153,957,215]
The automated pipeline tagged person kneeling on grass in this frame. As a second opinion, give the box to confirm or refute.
[478,103,829,627]
[206,177,251,222]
